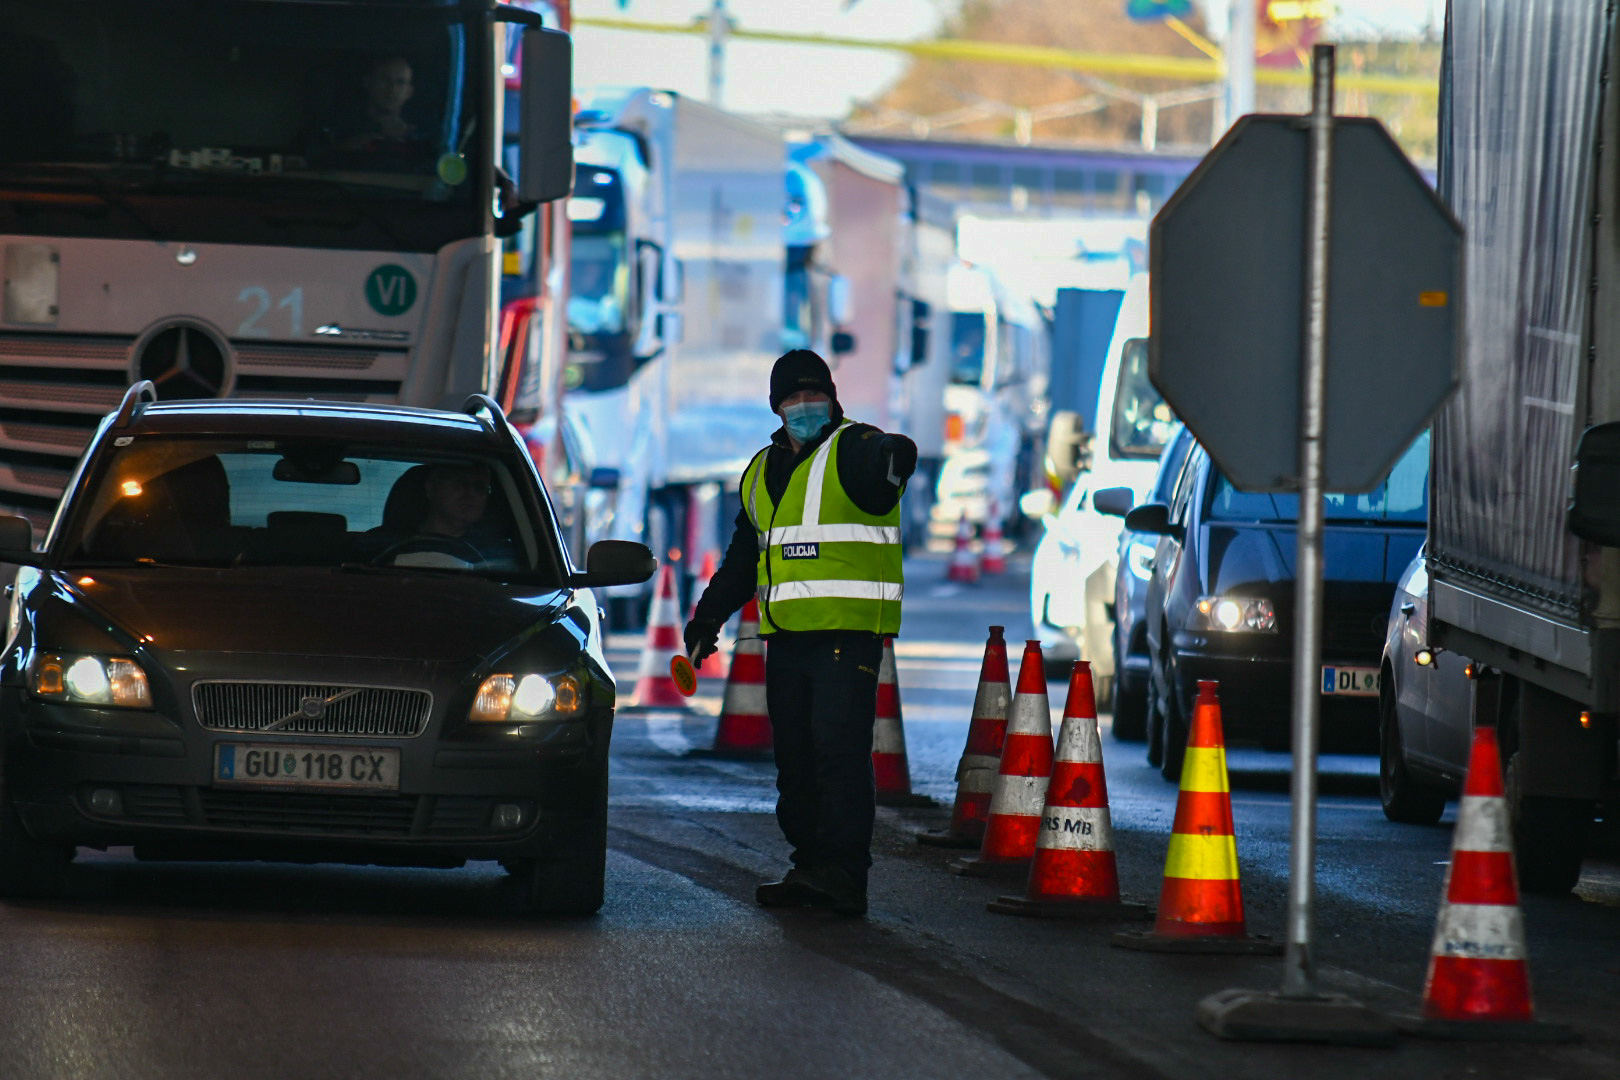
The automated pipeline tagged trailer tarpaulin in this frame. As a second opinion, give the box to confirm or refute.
[1433,0,1609,615]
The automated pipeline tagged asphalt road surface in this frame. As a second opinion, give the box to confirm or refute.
[2,553,1617,1079]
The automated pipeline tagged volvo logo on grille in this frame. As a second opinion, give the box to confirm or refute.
[299,696,326,720]
[135,322,231,400]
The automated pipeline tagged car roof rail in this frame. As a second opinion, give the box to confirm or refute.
[461,394,509,438]
[112,381,158,429]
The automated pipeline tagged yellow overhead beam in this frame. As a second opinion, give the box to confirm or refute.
[573,17,1438,100]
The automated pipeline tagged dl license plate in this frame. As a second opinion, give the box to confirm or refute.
[214,743,400,792]
[1321,666,1379,697]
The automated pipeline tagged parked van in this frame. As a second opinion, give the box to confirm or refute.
[1026,273,1177,683]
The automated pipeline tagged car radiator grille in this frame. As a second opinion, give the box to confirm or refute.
[106,785,512,838]
[192,683,432,738]
[0,330,409,528]
[1321,600,1390,657]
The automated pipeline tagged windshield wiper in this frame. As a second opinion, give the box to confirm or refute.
[0,163,164,240]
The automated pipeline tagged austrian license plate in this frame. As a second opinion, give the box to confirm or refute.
[1321,666,1379,697]
[214,743,400,792]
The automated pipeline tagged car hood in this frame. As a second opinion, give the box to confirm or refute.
[49,567,572,663]
[1204,524,1423,593]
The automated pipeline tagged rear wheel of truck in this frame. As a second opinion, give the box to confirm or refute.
[1504,754,1588,895]
[1378,678,1446,824]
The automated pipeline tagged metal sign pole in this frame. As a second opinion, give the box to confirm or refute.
[1193,45,1398,1043]
[1282,41,1335,1002]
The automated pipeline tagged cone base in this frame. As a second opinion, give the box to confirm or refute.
[916,829,981,850]
[948,855,1031,878]
[876,791,935,808]
[987,895,1151,921]
[1394,1015,1579,1043]
[1110,929,1283,955]
[1197,989,1399,1047]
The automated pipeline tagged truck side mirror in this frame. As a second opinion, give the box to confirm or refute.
[1568,421,1620,546]
[831,330,856,356]
[517,28,575,205]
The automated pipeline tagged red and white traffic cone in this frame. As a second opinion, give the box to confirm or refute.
[951,639,1055,877]
[989,661,1149,920]
[979,501,1007,575]
[918,625,1011,848]
[873,637,932,808]
[1401,726,1576,1041]
[687,550,728,685]
[709,598,772,757]
[946,511,979,583]
[630,563,689,710]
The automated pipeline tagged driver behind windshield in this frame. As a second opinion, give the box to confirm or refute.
[364,463,517,569]
[339,55,423,152]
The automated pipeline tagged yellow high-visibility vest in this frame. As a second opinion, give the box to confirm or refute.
[742,421,904,635]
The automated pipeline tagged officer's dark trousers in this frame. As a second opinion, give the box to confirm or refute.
[764,632,883,891]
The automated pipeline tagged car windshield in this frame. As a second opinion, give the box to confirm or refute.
[58,436,561,579]
[1208,430,1430,524]
[1111,338,1177,460]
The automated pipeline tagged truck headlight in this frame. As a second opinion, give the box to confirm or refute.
[469,671,584,722]
[33,653,152,707]
[1190,596,1276,633]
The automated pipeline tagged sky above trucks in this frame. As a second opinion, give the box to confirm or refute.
[573,0,1437,120]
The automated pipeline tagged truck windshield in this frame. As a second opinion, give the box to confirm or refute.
[0,0,484,252]
[60,436,560,579]
[1111,338,1177,460]
[565,163,635,393]
[950,312,987,385]
[1209,430,1430,525]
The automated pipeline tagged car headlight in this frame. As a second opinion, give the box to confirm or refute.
[1189,595,1277,633]
[1126,540,1156,580]
[32,653,152,707]
[469,671,585,722]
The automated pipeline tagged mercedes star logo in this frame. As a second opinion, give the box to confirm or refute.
[137,324,229,400]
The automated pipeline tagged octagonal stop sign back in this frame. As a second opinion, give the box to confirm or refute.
[1149,115,1462,493]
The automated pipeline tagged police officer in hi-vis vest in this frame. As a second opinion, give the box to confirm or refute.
[685,349,917,916]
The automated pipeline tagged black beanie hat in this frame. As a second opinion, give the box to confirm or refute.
[769,349,837,411]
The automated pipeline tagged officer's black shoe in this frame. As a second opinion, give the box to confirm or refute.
[798,864,868,917]
[755,868,822,908]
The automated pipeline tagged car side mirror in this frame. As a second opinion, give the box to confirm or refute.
[1091,486,1134,518]
[1123,502,1182,542]
[1568,421,1620,546]
[0,515,37,564]
[569,540,656,589]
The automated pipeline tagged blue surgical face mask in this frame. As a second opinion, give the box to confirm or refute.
[782,400,831,442]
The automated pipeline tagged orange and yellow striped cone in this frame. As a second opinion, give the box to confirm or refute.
[1112,681,1280,954]
[918,626,1011,848]
[988,661,1149,920]
[950,639,1054,877]
[1399,726,1576,1041]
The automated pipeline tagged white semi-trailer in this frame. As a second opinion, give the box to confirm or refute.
[1428,0,1620,891]
[565,89,784,616]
